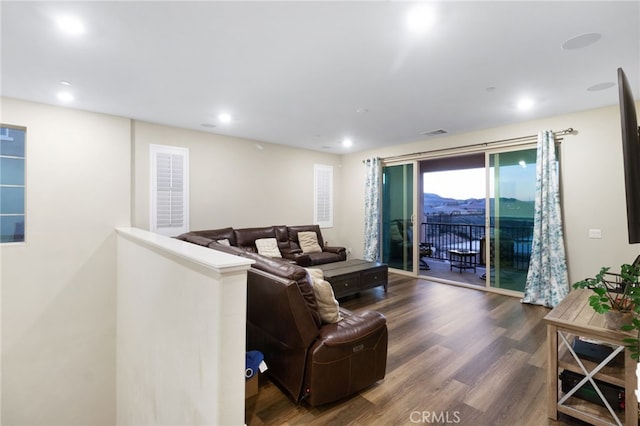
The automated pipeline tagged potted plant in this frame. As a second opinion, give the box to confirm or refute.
[572,261,640,360]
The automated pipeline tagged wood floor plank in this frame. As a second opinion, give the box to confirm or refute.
[463,348,532,411]
[246,273,589,425]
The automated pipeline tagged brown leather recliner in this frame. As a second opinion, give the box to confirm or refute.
[286,224,347,266]
[244,255,388,406]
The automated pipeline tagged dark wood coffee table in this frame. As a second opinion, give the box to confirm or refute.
[315,259,388,299]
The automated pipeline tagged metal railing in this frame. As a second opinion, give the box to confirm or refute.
[420,220,533,271]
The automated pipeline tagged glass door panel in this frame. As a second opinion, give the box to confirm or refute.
[382,163,414,272]
[488,148,537,293]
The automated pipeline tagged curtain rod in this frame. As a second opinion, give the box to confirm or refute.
[364,128,576,164]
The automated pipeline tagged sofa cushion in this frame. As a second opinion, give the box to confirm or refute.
[255,238,282,258]
[179,227,236,246]
[306,268,342,324]
[274,225,291,250]
[182,235,214,247]
[207,241,245,256]
[235,226,276,249]
[299,231,322,253]
[307,252,345,266]
[288,225,326,248]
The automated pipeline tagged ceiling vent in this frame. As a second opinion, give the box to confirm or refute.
[422,129,448,137]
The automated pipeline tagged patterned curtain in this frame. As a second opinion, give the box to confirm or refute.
[522,131,570,307]
[363,158,381,261]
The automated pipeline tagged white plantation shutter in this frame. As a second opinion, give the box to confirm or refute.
[314,164,333,228]
[150,145,189,236]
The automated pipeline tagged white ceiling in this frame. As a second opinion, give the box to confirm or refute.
[1,1,639,153]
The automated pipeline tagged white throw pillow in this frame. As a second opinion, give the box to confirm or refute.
[216,238,231,246]
[306,268,342,324]
[298,231,322,253]
[255,238,282,258]
[307,268,324,282]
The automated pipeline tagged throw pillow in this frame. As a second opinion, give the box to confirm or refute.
[255,238,282,258]
[307,267,324,282]
[298,231,322,254]
[216,238,231,246]
[306,268,342,324]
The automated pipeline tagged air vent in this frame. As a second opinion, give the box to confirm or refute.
[422,129,448,137]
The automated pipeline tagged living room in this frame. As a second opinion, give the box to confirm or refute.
[2,2,640,425]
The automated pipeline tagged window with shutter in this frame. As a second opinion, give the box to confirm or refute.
[150,144,189,236]
[314,164,333,228]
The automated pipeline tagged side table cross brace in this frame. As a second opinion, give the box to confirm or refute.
[557,331,625,426]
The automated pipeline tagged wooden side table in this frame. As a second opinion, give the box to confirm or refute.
[544,289,638,425]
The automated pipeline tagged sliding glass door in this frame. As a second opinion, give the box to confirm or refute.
[381,163,415,273]
[487,148,537,293]
[379,146,547,296]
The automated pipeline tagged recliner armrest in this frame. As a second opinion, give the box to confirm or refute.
[281,248,303,255]
[318,310,386,346]
[282,251,312,267]
[323,246,346,254]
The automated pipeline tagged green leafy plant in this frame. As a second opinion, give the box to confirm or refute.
[572,262,640,360]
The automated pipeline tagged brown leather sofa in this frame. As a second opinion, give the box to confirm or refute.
[177,232,388,406]
[176,224,347,266]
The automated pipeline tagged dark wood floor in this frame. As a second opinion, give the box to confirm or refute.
[245,274,589,426]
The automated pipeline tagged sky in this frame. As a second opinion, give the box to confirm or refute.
[424,166,537,201]
[423,168,486,199]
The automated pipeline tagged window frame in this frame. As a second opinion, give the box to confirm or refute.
[313,164,333,228]
[0,124,26,244]
[149,144,189,236]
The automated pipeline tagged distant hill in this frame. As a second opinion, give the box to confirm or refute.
[423,193,535,220]
[423,193,484,215]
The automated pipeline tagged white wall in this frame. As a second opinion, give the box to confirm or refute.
[338,104,640,284]
[0,98,344,424]
[131,120,343,244]
[1,98,131,424]
[116,228,252,426]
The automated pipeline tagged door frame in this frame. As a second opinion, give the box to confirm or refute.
[381,160,419,276]
[380,140,549,298]
[483,143,537,297]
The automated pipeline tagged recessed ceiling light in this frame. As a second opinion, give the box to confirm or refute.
[356,107,369,113]
[57,91,74,102]
[587,82,615,92]
[60,80,72,86]
[218,113,232,124]
[406,4,436,36]
[56,16,85,36]
[342,138,353,148]
[561,33,601,50]
[516,98,534,111]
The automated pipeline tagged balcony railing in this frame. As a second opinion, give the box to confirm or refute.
[420,221,533,271]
